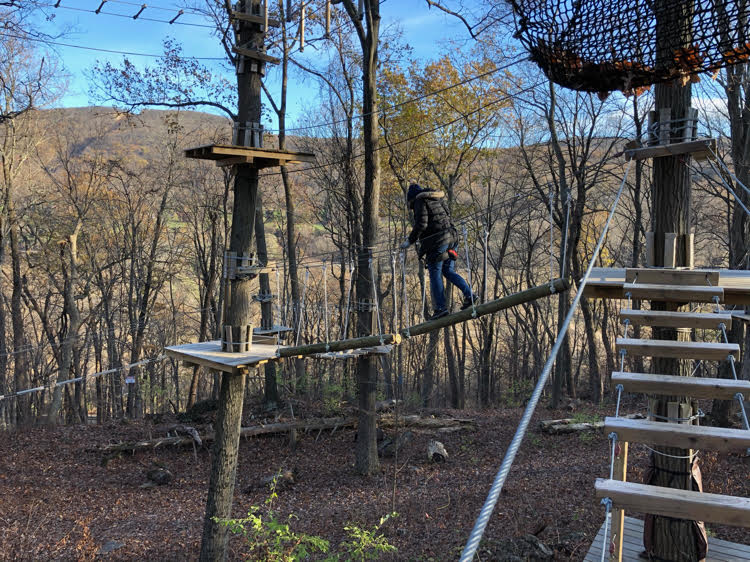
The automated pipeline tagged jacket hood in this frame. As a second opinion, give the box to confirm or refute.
[415,190,445,200]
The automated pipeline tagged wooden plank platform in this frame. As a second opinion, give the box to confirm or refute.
[625,267,719,286]
[595,479,750,527]
[623,282,724,303]
[184,144,315,168]
[612,371,750,400]
[584,515,750,561]
[624,138,717,161]
[616,338,740,361]
[165,340,283,375]
[604,417,750,453]
[585,268,750,304]
[620,309,731,329]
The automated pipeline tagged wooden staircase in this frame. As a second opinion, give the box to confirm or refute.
[596,267,750,561]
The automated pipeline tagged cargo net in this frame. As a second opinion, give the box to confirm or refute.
[509,0,750,95]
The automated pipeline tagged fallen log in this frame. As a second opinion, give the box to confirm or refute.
[99,416,356,453]
[99,414,474,453]
[539,413,645,434]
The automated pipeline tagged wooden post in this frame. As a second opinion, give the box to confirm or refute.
[610,441,629,562]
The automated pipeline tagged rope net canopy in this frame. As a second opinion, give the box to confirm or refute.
[509,0,750,94]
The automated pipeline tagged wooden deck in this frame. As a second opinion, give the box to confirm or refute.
[584,516,750,561]
[184,144,315,168]
[165,340,285,375]
[584,267,750,305]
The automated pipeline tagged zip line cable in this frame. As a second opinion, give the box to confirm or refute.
[460,159,634,562]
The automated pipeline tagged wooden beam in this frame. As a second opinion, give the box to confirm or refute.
[232,45,281,65]
[277,333,401,358]
[616,338,739,361]
[401,277,570,338]
[625,268,719,286]
[619,309,731,329]
[623,283,723,303]
[230,10,280,27]
[624,138,717,161]
[595,479,750,528]
[605,417,750,453]
[612,371,750,400]
[610,441,628,562]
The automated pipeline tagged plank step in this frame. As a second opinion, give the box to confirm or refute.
[616,338,739,361]
[625,268,720,286]
[595,479,750,528]
[620,309,731,329]
[612,371,750,400]
[605,417,750,453]
[623,283,723,303]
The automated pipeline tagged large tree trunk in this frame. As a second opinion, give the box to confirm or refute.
[647,3,703,558]
[349,0,382,476]
[199,12,263,559]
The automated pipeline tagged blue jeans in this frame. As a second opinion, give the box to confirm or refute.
[426,244,473,311]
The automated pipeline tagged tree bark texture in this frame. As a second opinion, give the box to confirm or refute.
[200,10,263,559]
[646,2,703,559]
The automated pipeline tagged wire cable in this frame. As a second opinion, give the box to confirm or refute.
[460,159,634,562]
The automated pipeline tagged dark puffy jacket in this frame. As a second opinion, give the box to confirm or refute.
[407,190,455,262]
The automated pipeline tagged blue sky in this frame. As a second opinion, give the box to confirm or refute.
[29,1,476,126]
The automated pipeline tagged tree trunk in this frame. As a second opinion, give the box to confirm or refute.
[8,197,29,425]
[199,10,263,559]
[254,191,279,405]
[345,0,382,476]
[647,3,702,558]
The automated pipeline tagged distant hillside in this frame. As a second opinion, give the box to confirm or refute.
[39,107,233,161]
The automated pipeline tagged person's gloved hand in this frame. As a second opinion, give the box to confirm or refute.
[399,239,410,249]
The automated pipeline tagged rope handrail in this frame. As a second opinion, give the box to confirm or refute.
[460,159,633,562]
[0,355,167,403]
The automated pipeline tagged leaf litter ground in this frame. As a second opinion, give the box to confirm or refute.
[0,400,748,561]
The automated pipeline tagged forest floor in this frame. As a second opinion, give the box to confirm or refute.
[0,397,748,561]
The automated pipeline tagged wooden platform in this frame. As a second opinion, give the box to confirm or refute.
[584,515,750,561]
[624,138,717,162]
[184,144,315,168]
[165,340,284,375]
[584,268,750,305]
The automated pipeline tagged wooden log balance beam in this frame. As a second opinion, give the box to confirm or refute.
[277,278,569,359]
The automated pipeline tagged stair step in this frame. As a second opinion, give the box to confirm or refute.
[595,479,750,528]
[625,268,720,286]
[612,371,750,400]
[620,309,731,330]
[616,338,739,361]
[605,416,750,453]
[623,283,723,303]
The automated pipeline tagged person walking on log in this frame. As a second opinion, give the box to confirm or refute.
[401,183,477,319]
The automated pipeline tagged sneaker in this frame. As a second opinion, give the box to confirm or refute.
[430,308,449,320]
[461,294,479,310]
